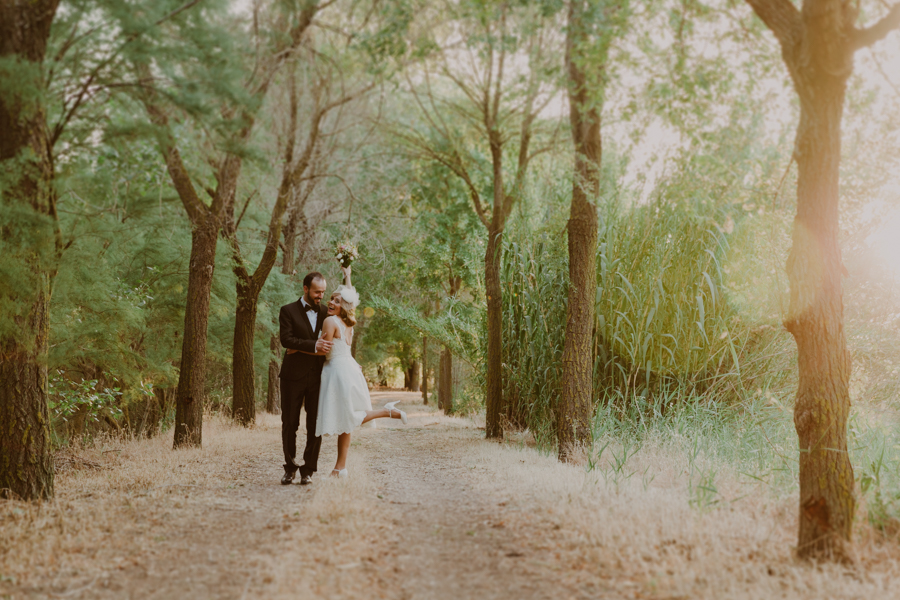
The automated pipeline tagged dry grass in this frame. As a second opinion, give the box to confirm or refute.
[2,395,900,599]
[0,413,400,598]
[457,430,900,599]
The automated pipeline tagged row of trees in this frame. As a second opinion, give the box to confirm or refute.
[369,0,900,562]
[3,0,900,562]
[1,0,401,492]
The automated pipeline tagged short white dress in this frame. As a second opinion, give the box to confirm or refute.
[315,316,374,436]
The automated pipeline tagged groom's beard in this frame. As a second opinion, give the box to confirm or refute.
[304,294,319,307]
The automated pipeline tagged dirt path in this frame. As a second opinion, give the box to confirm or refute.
[0,393,629,600]
[365,393,615,600]
[9,393,886,599]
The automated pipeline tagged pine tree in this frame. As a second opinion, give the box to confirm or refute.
[0,0,61,500]
[131,0,321,445]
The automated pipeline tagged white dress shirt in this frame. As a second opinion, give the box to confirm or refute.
[301,298,318,331]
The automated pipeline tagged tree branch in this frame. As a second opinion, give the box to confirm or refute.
[139,86,207,223]
[234,190,258,231]
[744,0,801,48]
[490,6,507,128]
[50,0,205,146]
[853,3,900,49]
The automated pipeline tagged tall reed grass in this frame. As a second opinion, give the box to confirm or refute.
[500,198,792,447]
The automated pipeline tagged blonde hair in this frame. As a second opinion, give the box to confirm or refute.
[332,293,357,327]
[339,305,357,327]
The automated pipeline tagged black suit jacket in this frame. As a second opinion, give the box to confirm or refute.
[278,299,328,381]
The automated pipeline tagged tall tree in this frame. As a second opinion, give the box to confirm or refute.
[421,334,430,404]
[134,1,321,446]
[227,51,374,426]
[438,273,461,412]
[0,0,61,500]
[265,166,322,414]
[405,163,481,414]
[557,0,628,461]
[399,2,562,437]
[745,0,900,561]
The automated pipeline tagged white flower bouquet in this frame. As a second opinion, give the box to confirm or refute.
[335,242,359,268]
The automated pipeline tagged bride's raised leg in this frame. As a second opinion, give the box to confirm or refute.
[361,405,407,425]
[361,408,387,424]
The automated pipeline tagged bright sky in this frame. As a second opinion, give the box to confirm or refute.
[228,0,900,275]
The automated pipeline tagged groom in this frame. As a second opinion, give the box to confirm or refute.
[278,272,333,485]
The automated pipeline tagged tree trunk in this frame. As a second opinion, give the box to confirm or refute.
[741,0,900,561]
[439,347,453,413]
[0,0,60,501]
[406,360,420,392]
[484,229,503,436]
[422,336,429,404]
[786,65,854,562]
[350,325,360,359]
[558,0,602,462]
[228,153,294,426]
[173,220,219,447]
[267,209,296,414]
[232,278,261,426]
[283,212,297,275]
[266,333,281,413]
[0,294,54,500]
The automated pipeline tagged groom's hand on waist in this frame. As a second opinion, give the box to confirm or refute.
[315,339,333,353]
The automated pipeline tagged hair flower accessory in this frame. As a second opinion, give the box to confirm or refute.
[335,284,359,309]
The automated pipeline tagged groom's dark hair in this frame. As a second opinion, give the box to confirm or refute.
[303,272,324,289]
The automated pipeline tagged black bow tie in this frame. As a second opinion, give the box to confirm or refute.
[303,303,316,313]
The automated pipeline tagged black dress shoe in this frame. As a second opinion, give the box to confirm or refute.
[281,470,296,485]
[300,474,312,485]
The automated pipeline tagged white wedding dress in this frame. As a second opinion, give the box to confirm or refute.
[315,316,374,436]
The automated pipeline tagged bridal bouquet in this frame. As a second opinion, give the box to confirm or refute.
[335,242,360,268]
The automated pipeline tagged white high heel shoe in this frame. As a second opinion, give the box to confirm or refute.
[383,401,408,424]
[331,468,348,478]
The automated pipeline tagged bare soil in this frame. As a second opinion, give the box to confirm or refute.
[5,393,895,599]
[0,393,629,600]
[363,395,624,600]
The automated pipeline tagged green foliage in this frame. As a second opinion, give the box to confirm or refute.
[352,0,416,65]
[501,233,567,440]
[48,375,125,425]
[0,56,45,120]
[368,294,480,366]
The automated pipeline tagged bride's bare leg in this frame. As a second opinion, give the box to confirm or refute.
[362,408,386,424]
[361,408,404,424]
[334,433,351,472]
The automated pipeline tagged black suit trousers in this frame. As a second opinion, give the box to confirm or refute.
[281,373,322,476]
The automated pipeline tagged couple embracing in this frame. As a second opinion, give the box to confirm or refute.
[278,265,407,485]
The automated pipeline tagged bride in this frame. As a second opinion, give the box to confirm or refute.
[313,265,407,477]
